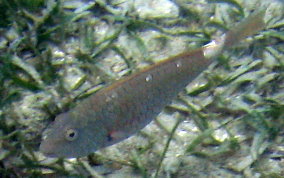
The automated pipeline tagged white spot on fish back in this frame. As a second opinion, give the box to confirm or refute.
[145,74,153,82]
[176,61,182,68]
[106,92,118,102]
[111,92,118,98]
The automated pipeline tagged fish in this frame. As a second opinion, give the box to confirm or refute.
[40,9,266,158]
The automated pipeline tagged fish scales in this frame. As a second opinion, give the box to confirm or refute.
[40,9,266,158]
[49,49,208,157]
[92,49,208,132]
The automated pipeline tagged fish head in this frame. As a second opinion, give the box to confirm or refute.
[40,112,109,158]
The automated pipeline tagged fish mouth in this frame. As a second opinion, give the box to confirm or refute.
[39,141,79,158]
[39,141,58,158]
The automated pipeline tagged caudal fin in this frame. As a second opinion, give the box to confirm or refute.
[203,9,266,59]
[224,9,266,47]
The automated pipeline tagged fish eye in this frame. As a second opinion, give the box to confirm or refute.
[65,128,78,141]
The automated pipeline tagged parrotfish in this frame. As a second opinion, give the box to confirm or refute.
[40,9,266,158]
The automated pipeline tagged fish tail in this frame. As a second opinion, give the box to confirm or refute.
[203,9,266,59]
